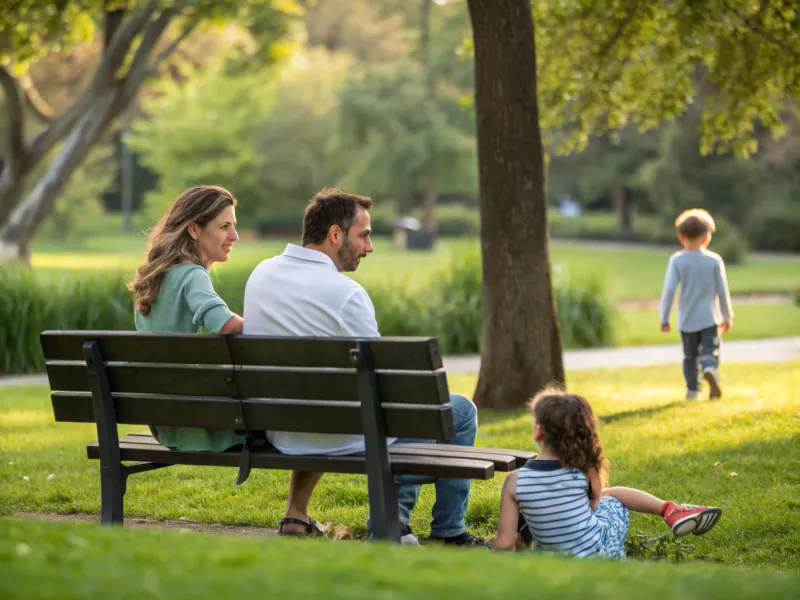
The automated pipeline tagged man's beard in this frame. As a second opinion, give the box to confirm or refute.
[338,237,363,272]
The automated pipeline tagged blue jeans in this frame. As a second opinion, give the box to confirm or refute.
[368,393,478,538]
[681,325,720,391]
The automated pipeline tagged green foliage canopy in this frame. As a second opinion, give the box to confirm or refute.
[536,0,800,254]
[534,0,800,156]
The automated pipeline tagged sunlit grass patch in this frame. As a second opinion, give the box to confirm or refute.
[2,361,798,568]
[3,518,799,600]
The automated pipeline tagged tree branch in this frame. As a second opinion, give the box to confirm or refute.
[94,0,160,84]
[595,1,640,62]
[175,46,203,70]
[717,0,800,59]
[124,8,177,85]
[148,20,198,75]
[27,0,159,164]
[0,65,27,169]
[123,18,197,101]
[104,4,126,50]
[4,0,25,16]
[19,72,55,122]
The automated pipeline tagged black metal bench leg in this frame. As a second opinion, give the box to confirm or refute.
[100,467,125,525]
[352,341,402,543]
[368,474,400,542]
[83,341,125,525]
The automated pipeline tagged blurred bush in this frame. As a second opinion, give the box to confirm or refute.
[413,204,481,237]
[249,203,481,239]
[710,220,749,265]
[0,268,133,374]
[746,200,800,253]
[368,250,614,354]
[549,212,671,244]
[553,270,616,348]
[425,250,484,353]
[3,252,615,373]
[549,209,799,255]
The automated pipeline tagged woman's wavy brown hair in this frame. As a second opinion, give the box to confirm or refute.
[530,389,609,483]
[129,185,237,316]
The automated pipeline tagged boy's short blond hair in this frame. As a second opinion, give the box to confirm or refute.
[675,209,716,240]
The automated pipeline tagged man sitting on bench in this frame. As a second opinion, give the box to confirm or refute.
[243,188,488,547]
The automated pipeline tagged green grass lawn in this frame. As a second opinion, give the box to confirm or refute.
[2,362,798,570]
[615,301,800,346]
[30,234,800,301]
[2,518,799,600]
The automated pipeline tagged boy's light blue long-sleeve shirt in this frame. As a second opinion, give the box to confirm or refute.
[658,249,733,333]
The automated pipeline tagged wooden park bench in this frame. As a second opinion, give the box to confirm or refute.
[40,331,535,542]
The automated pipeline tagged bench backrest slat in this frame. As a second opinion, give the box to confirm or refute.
[40,331,443,370]
[45,362,449,405]
[50,392,454,439]
[41,331,454,442]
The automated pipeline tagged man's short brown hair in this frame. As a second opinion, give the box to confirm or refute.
[675,209,716,240]
[302,188,373,246]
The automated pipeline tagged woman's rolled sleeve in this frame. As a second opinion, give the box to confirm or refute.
[183,268,234,334]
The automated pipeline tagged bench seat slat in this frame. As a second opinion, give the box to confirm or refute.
[391,443,536,469]
[45,362,449,406]
[115,434,519,471]
[41,331,443,371]
[51,393,454,441]
[87,440,495,480]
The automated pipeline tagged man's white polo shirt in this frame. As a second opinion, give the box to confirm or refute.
[242,243,390,455]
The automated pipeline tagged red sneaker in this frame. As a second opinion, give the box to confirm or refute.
[662,502,722,537]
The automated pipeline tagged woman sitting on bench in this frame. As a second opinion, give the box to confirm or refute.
[129,185,246,453]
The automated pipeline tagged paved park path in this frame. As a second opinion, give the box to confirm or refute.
[1,337,797,389]
[443,336,800,374]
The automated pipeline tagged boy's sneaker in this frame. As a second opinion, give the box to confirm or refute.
[703,367,722,399]
[427,532,491,549]
[399,524,422,546]
[662,502,722,537]
[368,523,421,546]
[685,390,699,401]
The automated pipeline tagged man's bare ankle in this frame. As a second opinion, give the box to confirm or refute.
[280,505,311,531]
[279,514,311,534]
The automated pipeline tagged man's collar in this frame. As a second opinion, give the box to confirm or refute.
[282,243,339,271]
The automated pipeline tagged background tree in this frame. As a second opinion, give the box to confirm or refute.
[0,0,291,263]
[467,0,565,409]
[535,1,800,156]
[547,128,660,231]
[466,0,800,408]
[129,47,349,228]
[131,1,477,230]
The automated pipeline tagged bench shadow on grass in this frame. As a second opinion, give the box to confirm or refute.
[599,401,685,425]
[475,402,687,439]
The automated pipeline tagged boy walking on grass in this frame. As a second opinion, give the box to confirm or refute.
[659,209,734,400]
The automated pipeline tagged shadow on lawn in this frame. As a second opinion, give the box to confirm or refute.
[599,402,685,424]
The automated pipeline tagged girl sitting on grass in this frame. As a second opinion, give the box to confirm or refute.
[493,389,722,557]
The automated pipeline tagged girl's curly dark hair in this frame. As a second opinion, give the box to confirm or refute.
[530,389,608,482]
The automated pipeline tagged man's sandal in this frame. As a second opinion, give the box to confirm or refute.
[278,517,327,537]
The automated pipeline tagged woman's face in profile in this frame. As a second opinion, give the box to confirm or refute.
[194,205,239,268]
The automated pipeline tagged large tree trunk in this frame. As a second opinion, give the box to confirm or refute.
[0,64,29,228]
[467,0,565,409]
[0,87,122,261]
[0,165,28,229]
